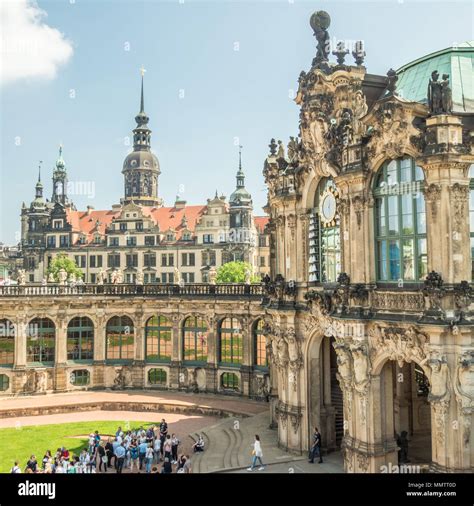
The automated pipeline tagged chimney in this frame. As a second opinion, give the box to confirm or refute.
[86,205,95,215]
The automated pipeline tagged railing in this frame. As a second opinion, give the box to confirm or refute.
[0,283,264,298]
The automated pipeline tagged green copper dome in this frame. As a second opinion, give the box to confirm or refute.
[396,42,474,113]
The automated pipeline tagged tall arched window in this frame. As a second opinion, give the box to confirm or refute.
[308,178,341,283]
[219,317,243,365]
[253,319,268,368]
[27,318,55,364]
[0,319,15,365]
[146,315,172,362]
[67,317,94,361]
[469,165,474,280]
[374,157,427,282]
[106,316,134,361]
[183,316,208,363]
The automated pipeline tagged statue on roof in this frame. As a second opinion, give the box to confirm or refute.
[441,74,453,114]
[310,11,331,68]
[428,70,443,114]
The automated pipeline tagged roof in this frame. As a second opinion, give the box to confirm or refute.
[254,216,269,234]
[396,42,474,113]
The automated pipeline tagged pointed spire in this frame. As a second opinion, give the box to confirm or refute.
[236,145,245,188]
[239,145,242,171]
[38,161,42,183]
[139,65,146,113]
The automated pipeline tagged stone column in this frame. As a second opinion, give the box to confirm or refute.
[54,317,68,392]
[93,312,106,388]
[206,316,217,392]
[169,315,181,389]
[13,317,27,369]
[241,316,251,396]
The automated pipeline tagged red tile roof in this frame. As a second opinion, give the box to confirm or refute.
[254,216,269,234]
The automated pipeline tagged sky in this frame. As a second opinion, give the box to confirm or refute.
[1,0,473,244]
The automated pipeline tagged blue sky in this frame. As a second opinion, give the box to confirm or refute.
[1,0,473,244]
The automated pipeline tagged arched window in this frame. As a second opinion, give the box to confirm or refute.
[145,316,172,362]
[67,317,94,361]
[106,316,134,361]
[219,317,243,365]
[253,319,268,368]
[182,316,208,362]
[469,165,474,280]
[221,372,239,391]
[148,368,167,385]
[27,318,55,364]
[374,157,426,282]
[308,178,341,283]
[0,319,15,365]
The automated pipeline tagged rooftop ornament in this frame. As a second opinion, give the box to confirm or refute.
[385,68,398,96]
[310,10,331,70]
[428,70,453,115]
[352,40,366,66]
[332,41,349,66]
[268,138,278,156]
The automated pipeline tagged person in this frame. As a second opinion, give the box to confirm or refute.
[176,454,187,473]
[161,456,172,474]
[115,443,126,474]
[105,438,114,469]
[115,426,123,439]
[145,443,154,473]
[42,451,51,470]
[247,435,265,471]
[130,440,139,472]
[138,439,148,471]
[159,419,168,456]
[98,442,107,472]
[171,433,180,464]
[94,430,101,450]
[193,434,205,452]
[25,455,37,473]
[163,434,172,461]
[308,427,323,464]
[11,461,21,473]
[183,455,192,474]
[153,436,161,463]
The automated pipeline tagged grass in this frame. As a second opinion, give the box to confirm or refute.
[0,420,159,473]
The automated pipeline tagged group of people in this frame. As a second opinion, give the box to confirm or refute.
[12,419,192,475]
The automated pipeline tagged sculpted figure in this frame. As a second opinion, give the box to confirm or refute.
[68,272,76,285]
[17,269,26,286]
[47,272,55,283]
[352,346,370,387]
[428,70,442,114]
[286,329,300,364]
[208,266,217,285]
[429,357,450,402]
[111,270,117,284]
[277,337,289,366]
[174,267,181,284]
[136,269,144,285]
[335,344,352,383]
[97,268,107,285]
[58,268,67,286]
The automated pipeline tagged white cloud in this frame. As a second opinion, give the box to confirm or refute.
[0,0,73,85]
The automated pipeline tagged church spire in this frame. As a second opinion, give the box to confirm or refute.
[35,161,43,199]
[133,67,151,151]
[236,145,245,188]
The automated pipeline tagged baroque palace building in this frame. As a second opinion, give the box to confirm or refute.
[18,73,270,284]
[262,12,474,473]
[0,10,473,476]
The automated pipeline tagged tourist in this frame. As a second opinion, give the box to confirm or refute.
[159,419,168,456]
[98,442,108,472]
[176,454,187,473]
[115,426,123,439]
[130,440,139,472]
[171,433,180,464]
[153,435,161,463]
[115,443,126,474]
[138,438,148,471]
[145,443,154,473]
[192,434,205,453]
[247,435,265,471]
[42,450,51,470]
[163,434,172,460]
[79,449,90,472]
[88,433,96,454]
[105,438,114,469]
[161,456,172,474]
[308,427,323,464]
[183,455,192,474]
[25,455,37,473]
[10,461,21,473]
[94,430,101,449]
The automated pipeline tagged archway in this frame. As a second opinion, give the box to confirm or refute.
[380,360,432,465]
[307,334,343,453]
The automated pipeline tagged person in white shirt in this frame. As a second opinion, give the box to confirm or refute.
[10,461,21,473]
[247,435,265,471]
[153,438,161,463]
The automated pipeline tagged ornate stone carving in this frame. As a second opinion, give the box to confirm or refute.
[423,183,442,220]
[453,350,474,410]
[351,195,365,229]
[422,271,445,313]
[287,214,296,239]
[372,291,424,312]
[113,366,132,390]
[450,183,469,231]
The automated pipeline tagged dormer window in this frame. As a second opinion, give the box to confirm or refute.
[166,233,175,242]
[53,220,63,229]
[182,232,192,241]
[120,223,127,232]
[79,235,87,244]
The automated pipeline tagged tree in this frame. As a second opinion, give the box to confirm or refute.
[46,254,83,282]
[216,261,259,284]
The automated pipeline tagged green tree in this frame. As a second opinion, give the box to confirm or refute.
[46,254,83,282]
[216,261,259,284]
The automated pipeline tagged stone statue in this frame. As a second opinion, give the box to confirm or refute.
[174,267,181,284]
[287,136,299,162]
[428,357,450,402]
[113,366,131,390]
[35,370,47,393]
[310,11,331,66]
[276,140,285,159]
[352,346,370,388]
[277,337,289,367]
[58,268,67,286]
[41,277,47,286]
[428,70,443,114]
[334,344,352,383]
[208,266,217,285]
[136,269,144,285]
[97,268,107,285]
[47,272,55,283]
[386,68,398,95]
[441,74,453,114]
[286,329,301,365]
[115,269,123,284]
[68,272,76,285]
[244,268,252,285]
[17,269,26,286]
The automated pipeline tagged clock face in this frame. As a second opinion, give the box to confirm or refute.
[320,191,337,224]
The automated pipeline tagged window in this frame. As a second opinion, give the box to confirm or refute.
[60,235,69,247]
[74,255,86,268]
[161,254,174,267]
[183,316,208,362]
[0,319,15,365]
[47,236,56,248]
[126,254,138,268]
[219,318,243,365]
[106,316,134,361]
[146,316,172,362]
[67,317,94,361]
[109,237,119,247]
[374,158,426,282]
[182,272,195,283]
[201,250,216,266]
[206,221,214,227]
[203,234,214,244]
[27,318,55,364]
[260,256,266,267]
[259,236,267,247]
[90,255,103,268]
[126,236,137,247]
[181,253,195,266]
[166,233,175,241]
[53,220,63,229]
[162,273,174,283]
[182,233,192,241]
[136,221,143,231]
[0,374,9,391]
[254,319,268,367]
[469,165,474,280]
[145,236,155,246]
[221,372,239,391]
[70,369,90,386]
[308,178,341,283]
[144,253,156,267]
[119,223,128,232]
[108,254,121,268]
[148,368,167,385]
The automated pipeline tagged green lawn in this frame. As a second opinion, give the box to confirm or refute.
[0,420,158,473]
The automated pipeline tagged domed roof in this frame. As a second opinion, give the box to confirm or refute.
[396,42,474,113]
[122,150,160,172]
